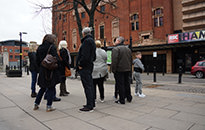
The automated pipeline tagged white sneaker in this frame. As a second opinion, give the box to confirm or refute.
[100,99,104,103]
[134,92,140,96]
[138,93,146,98]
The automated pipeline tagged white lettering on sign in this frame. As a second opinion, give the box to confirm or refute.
[169,35,178,40]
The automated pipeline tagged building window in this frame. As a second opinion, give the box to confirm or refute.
[100,5,105,12]
[24,50,28,53]
[72,29,77,50]
[143,35,150,39]
[9,49,13,53]
[59,13,61,20]
[81,12,85,19]
[9,55,13,59]
[63,31,67,40]
[15,49,20,53]
[100,25,104,39]
[112,19,119,41]
[63,14,67,22]
[130,13,139,31]
[153,8,163,27]
[15,55,20,59]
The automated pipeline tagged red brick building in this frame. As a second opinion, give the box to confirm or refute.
[52,0,205,73]
[0,40,29,68]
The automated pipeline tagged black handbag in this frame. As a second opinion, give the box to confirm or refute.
[41,45,58,70]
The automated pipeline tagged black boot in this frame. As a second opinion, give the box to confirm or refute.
[59,83,68,96]
[63,83,70,94]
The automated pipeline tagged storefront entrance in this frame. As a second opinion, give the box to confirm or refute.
[142,54,166,73]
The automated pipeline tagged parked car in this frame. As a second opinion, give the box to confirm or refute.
[191,60,205,78]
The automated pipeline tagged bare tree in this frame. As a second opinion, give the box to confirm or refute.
[34,0,117,39]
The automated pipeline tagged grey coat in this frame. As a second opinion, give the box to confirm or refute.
[92,48,108,79]
[133,58,144,71]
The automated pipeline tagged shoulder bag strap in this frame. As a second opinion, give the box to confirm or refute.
[47,45,53,54]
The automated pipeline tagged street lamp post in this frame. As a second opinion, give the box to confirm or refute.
[19,32,27,72]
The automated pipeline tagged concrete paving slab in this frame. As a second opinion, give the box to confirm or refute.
[132,104,158,114]
[133,114,193,130]
[0,107,48,130]
[176,93,205,103]
[98,106,146,120]
[148,108,179,118]
[90,116,149,130]
[63,107,109,122]
[0,94,15,108]
[44,116,101,130]
[171,112,205,125]
[51,100,77,111]
[147,127,164,130]
[29,109,69,122]
[164,103,205,116]
[189,124,205,130]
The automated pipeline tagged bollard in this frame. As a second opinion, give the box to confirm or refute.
[153,66,156,82]
[147,65,149,75]
[26,66,29,75]
[162,64,165,76]
[178,66,182,84]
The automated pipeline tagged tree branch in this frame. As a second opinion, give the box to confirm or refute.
[75,0,90,15]
[96,8,117,18]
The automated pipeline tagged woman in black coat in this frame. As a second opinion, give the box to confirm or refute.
[58,40,71,96]
[33,34,60,112]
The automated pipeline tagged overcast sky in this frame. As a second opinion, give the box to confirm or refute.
[0,0,52,44]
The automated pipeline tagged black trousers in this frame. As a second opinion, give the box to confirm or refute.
[79,69,95,109]
[93,77,105,100]
[114,71,132,104]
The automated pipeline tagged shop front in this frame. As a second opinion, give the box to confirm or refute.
[132,30,205,74]
[168,30,205,73]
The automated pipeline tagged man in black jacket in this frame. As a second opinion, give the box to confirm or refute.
[77,27,96,112]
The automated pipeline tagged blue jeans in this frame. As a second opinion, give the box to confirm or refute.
[31,71,37,93]
[35,87,55,106]
[44,87,57,99]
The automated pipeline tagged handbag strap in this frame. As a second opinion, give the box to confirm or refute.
[47,45,53,54]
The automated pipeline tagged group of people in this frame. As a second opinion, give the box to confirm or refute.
[28,26,145,112]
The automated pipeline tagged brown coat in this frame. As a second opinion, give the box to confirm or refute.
[111,44,132,73]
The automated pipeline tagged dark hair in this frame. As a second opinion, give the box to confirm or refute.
[42,34,56,44]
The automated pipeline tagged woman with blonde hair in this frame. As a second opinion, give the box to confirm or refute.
[58,40,71,96]
[92,40,108,102]
[28,42,39,98]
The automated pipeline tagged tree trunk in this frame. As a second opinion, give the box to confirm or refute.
[73,0,83,40]
[89,12,95,38]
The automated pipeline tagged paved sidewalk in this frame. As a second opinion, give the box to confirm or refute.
[0,72,205,130]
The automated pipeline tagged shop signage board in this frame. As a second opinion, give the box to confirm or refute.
[168,30,205,44]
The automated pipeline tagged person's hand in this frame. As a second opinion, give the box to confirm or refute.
[79,66,82,70]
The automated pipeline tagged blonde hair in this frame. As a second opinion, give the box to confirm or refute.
[58,40,68,50]
[95,40,102,48]
[29,42,37,52]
